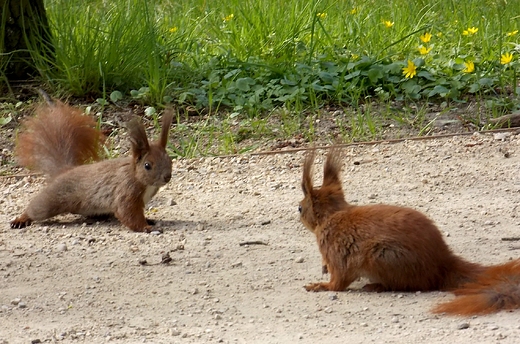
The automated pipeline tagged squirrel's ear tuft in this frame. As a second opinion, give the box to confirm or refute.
[322,146,343,188]
[159,108,173,148]
[302,149,315,196]
[127,117,150,160]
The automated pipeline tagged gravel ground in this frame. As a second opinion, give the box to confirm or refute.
[1,131,520,344]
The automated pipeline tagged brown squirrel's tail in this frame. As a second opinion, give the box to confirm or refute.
[433,260,520,315]
[16,101,103,178]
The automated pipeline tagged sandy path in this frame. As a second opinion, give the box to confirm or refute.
[1,131,519,344]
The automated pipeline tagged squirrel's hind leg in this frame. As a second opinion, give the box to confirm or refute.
[11,194,66,228]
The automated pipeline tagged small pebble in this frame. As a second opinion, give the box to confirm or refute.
[329,293,338,301]
[11,298,21,306]
[57,243,68,252]
[493,132,510,141]
[231,261,242,268]
[458,323,470,330]
[295,257,304,263]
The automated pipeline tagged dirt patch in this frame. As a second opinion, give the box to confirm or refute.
[1,130,520,343]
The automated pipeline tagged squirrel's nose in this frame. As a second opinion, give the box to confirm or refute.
[164,173,171,183]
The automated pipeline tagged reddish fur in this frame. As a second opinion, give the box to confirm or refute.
[16,101,103,178]
[433,260,520,315]
[10,101,174,232]
[299,147,520,315]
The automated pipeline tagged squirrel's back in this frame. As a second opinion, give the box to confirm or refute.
[16,101,103,178]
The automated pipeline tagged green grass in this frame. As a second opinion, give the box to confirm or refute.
[2,0,520,157]
[15,0,517,106]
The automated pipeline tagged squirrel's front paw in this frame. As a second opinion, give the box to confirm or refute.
[304,282,330,292]
[10,215,32,229]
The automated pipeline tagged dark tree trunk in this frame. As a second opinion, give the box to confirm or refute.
[1,0,54,81]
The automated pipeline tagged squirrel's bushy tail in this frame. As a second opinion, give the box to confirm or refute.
[16,101,103,178]
[433,260,520,315]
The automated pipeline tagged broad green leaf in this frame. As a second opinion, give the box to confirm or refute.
[96,98,108,106]
[144,107,156,117]
[367,68,383,83]
[0,115,12,126]
[236,77,255,91]
[110,90,123,103]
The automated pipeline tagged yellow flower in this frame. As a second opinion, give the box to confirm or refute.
[418,45,432,55]
[316,12,327,19]
[463,61,475,73]
[506,30,518,37]
[462,27,478,36]
[500,52,513,65]
[383,20,394,28]
[420,32,432,43]
[350,8,358,15]
[223,14,234,22]
[402,60,417,79]
[169,27,178,33]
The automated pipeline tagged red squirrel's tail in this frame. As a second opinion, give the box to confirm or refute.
[16,101,103,179]
[433,260,520,315]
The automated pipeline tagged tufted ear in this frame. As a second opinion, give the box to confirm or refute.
[159,108,174,148]
[127,117,150,160]
[302,149,315,196]
[322,146,343,189]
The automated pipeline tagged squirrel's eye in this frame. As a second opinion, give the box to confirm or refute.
[298,205,302,213]
[144,162,152,170]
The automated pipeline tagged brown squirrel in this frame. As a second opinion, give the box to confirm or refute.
[10,99,173,232]
[299,147,520,315]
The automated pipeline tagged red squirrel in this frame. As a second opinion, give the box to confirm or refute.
[299,147,520,315]
[10,99,173,232]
